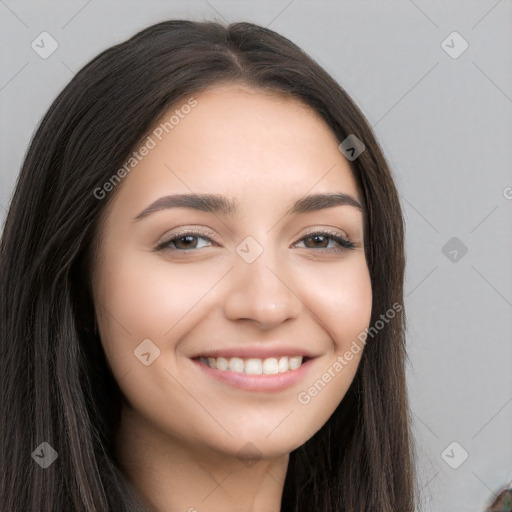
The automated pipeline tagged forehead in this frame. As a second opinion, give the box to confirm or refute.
[110,84,361,215]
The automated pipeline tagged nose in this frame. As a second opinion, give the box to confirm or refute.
[223,246,302,330]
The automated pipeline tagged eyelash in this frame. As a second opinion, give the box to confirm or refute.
[155,228,356,253]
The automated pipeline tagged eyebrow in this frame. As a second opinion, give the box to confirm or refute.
[132,192,363,222]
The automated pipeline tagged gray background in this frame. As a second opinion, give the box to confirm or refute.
[1,1,511,510]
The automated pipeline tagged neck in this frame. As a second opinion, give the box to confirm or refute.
[114,404,288,512]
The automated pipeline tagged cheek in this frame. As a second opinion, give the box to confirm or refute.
[92,250,229,433]
[96,250,213,334]
[289,258,371,438]
[297,257,373,348]
[93,247,229,370]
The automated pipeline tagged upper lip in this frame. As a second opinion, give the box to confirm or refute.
[190,345,318,360]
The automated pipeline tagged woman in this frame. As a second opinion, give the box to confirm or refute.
[0,20,415,511]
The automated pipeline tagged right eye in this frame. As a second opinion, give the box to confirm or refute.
[155,230,216,252]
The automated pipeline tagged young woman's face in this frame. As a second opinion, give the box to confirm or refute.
[91,84,372,460]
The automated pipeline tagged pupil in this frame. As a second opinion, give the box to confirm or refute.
[310,235,327,248]
[178,235,195,249]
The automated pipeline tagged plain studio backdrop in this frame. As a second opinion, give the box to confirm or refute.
[1,1,511,511]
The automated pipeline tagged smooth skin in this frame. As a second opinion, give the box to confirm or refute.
[91,84,372,512]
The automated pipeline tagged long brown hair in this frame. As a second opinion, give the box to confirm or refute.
[0,20,415,511]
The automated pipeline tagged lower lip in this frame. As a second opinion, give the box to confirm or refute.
[192,358,315,392]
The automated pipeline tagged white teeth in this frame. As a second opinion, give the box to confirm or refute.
[199,355,304,374]
[216,357,228,371]
[262,358,279,375]
[289,356,303,370]
[228,357,244,372]
[245,359,262,375]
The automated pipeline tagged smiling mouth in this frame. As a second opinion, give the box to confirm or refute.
[196,355,309,375]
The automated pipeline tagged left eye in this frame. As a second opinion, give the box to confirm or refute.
[294,232,355,251]
[156,231,355,252]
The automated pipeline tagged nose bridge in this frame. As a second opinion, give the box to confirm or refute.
[223,235,301,328]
